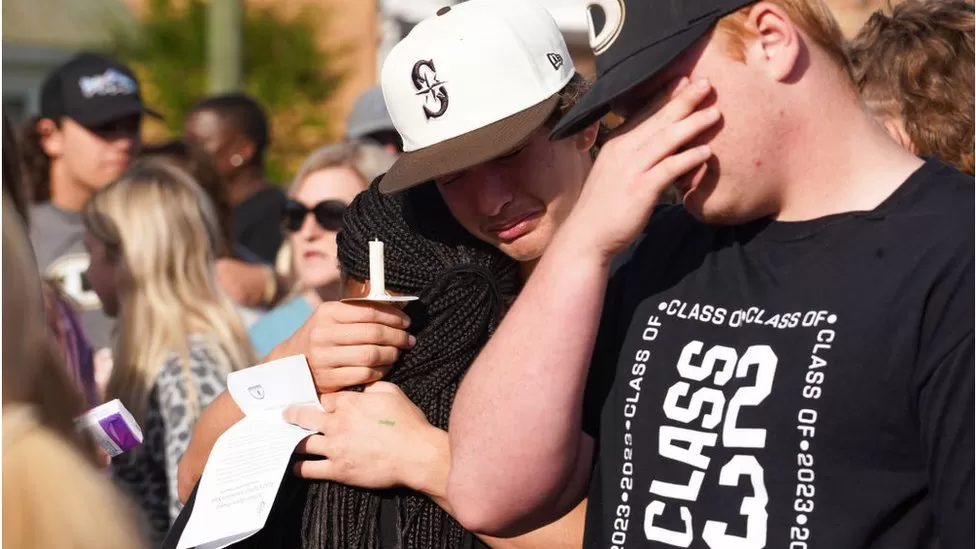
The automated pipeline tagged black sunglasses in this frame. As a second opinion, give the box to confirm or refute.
[282,199,347,232]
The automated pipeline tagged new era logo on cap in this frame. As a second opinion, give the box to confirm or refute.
[79,69,138,99]
[547,53,564,70]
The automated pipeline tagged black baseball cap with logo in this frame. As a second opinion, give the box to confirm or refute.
[551,0,755,139]
[39,52,161,128]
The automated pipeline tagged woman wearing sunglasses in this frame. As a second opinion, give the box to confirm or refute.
[248,142,396,357]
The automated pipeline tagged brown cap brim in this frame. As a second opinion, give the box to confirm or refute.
[379,95,559,194]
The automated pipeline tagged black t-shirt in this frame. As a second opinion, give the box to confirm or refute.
[582,159,974,549]
[234,185,287,264]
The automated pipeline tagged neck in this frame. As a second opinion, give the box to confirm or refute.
[227,167,267,205]
[771,80,923,221]
[48,162,92,212]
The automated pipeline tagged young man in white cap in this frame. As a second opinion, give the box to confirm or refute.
[175,0,597,539]
[446,0,974,548]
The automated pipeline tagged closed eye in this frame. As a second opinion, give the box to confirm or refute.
[497,143,527,161]
[437,174,461,187]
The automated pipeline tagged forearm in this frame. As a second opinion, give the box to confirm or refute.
[448,232,610,533]
[176,391,244,502]
[414,429,586,549]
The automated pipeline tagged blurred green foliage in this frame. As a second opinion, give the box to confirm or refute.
[111,0,346,184]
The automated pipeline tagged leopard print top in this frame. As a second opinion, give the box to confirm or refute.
[111,340,228,547]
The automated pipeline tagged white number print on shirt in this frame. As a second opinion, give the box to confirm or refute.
[46,253,102,310]
[610,300,838,549]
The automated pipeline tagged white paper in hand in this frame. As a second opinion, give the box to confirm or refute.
[227,353,320,415]
[177,355,323,549]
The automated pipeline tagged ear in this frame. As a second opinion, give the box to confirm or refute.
[572,121,601,153]
[235,138,257,165]
[882,117,917,153]
[37,118,64,159]
[745,2,800,82]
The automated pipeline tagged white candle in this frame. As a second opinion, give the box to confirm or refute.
[368,239,385,296]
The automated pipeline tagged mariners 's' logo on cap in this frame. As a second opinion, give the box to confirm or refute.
[411,60,449,120]
[587,0,626,56]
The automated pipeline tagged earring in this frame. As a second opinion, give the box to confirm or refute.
[230,154,244,167]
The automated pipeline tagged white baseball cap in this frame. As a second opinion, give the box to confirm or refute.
[378,0,575,193]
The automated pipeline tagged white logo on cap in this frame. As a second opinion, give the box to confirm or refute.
[587,0,626,56]
[411,60,449,120]
[78,69,137,99]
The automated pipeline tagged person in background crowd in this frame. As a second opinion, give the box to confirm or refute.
[346,85,403,155]
[19,52,158,362]
[184,92,286,266]
[141,140,243,262]
[446,1,973,549]
[6,115,100,405]
[848,0,974,175]
[176,1,603,510]
[140,139,269,326]
[248,141,396,357]
[3,195,146,549]
[82,158,257,545]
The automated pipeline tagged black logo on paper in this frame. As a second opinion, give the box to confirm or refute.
[547,53,564,70]
[248,385,266,400]
[411,59,449,119]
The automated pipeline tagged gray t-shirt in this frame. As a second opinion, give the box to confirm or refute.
[29,202,114,350]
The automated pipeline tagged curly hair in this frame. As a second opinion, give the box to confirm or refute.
[848,0,975,175]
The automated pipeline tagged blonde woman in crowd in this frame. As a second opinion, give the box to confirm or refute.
[248,141,396,357]
[3,195,146,549]
[81,158,256,544]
